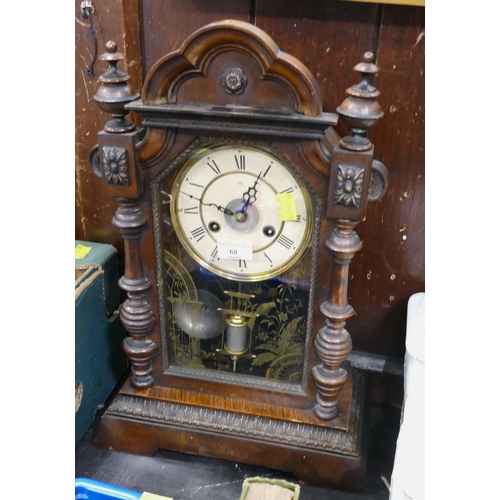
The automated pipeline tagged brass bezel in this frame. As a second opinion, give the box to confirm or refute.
[169,144,314,282]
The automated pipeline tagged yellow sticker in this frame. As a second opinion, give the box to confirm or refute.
[277,193,297,221]
[140,493,173,500]
[75,244,92,260]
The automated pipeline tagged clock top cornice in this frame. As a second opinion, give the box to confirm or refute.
[138,20,333,119]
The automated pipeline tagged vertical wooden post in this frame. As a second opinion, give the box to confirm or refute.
[313,53,386,420]
[91,42,158,389]
[113,199,157,388]
[313,220,361,420]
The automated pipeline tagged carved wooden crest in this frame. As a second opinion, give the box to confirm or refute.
[140,20,324,115]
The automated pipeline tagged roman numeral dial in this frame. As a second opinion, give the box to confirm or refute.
[169,145,314,281]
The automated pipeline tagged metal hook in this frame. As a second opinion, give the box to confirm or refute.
[80,1,94,14]
[80,1,97,77]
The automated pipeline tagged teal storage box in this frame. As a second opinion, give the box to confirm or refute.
[75,241,128,446]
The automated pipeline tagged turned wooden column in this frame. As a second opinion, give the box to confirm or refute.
[113,199,157,388]
[313,220,361,420]
[91,41,158,389]
[313,53,387,420]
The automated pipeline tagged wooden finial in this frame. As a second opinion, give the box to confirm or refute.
[93,41,139,133]
[337,52,384,151]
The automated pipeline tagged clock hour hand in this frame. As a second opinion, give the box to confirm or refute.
[239,172,262,214]
[180,191,234,216]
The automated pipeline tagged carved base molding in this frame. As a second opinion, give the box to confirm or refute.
[93,371,369,492]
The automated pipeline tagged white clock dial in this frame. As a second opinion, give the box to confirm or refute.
[170,145,313,281]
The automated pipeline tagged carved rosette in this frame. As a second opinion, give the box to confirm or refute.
[102,146,130,185]
[334,164,364,208]
[220,67,247,94]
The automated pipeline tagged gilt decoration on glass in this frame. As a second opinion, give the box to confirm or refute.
[153,141,320,389]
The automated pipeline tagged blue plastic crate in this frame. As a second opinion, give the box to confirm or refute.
[75,478,142,500]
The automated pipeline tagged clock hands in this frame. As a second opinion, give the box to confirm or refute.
[238,172,262,214]
[179,191,234,216]
[180,172,262,219]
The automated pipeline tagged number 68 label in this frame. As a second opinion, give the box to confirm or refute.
[217,239,253,260]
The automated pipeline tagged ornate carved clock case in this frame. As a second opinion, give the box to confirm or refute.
[89,20,388,492]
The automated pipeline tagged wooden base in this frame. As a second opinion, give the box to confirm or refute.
[93,370,369,492]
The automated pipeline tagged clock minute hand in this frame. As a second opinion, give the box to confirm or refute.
[179,191,234,216]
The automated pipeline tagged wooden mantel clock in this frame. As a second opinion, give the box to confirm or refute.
[89,20,388,492]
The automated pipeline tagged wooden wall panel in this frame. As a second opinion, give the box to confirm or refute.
[255,0,378,135]
[347,5,425,359]
[140,0,252,76]
[75,0,143,254]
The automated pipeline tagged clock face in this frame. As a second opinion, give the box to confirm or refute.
[170,145,312,282]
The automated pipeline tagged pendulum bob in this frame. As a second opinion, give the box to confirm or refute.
[224,313,250,356]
